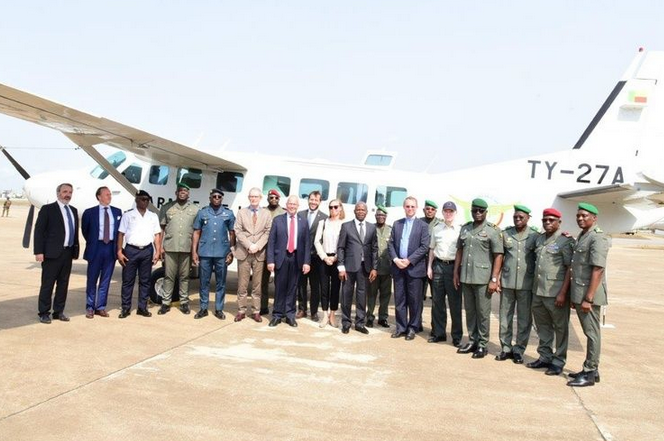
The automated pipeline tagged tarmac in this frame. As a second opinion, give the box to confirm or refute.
[1,202,663,441]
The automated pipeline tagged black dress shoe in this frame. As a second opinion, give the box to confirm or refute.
[180,304,191,315]
[545,365,563,376]
[567,371,596,387]
[311,313,319,322]
[268,317,281,327]
[526,359,551,369]
[158,305,170,315]
[405,330,416,341]
[341,326,350,334]
[366,320,374,328]
[391,331,406,338]
[457,343,478,354]
[355,325,369,334]
[215,310,226,320]
[378,319,390,328]
[285,318,298,327]
[52,312,70,322]
[568,370,600,383]
[417,326,424,333]
[260,308,270,316]
[194,309,208,319]
[427,336,445,343]
[118,309,131,319]
[452,339,461,347]
[39,314,52,324]
[512,353,524,364]
[495,351,513,361]
[137,308,152,317]
[472,348,487,359]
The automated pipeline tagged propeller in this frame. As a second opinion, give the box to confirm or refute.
[0,145,35,248]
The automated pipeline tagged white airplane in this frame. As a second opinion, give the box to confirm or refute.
[2,48,664,241]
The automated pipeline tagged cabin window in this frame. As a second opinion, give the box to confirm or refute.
[376,185,407,207]
[149,165,169,185]
[217,171,244,193]
[299,179,329,200]
[263,175,291,197]
[122,163,143,184]
[177,167,203,189]
[337,182,368,204]
[90,151,127,180]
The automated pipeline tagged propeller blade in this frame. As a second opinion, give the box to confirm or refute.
[0,145,31,180]
[22,205,35,249]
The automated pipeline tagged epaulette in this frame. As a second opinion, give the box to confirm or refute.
[594,226,603,233]
[529,225,540,233]
[463,221,473,226]
[124,208,134,213]
[487,222,499,229]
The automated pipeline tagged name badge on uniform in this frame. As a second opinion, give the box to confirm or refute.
[478,231,488,238]
[504,237,513,247]
[546,243,559,253]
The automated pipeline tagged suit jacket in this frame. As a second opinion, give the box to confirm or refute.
[234,207,273,261]
[81,205,122,261]
[337,220,378,273]
[298,209,328,255]
[33,201,80,259]
[388,217,430,278]
[267,212,311,270]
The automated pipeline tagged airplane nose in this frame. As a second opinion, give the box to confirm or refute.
[23,177,51,208]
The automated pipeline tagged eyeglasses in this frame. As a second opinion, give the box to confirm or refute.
[542,217,559,223]
[211,195,223,199]
[329,205,340,209]
[471,208,486,214]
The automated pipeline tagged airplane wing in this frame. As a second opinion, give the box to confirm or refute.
[0,83,246,172]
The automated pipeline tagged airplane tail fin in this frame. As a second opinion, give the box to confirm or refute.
[573,48,664,160]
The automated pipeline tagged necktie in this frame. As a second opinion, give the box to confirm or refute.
[308,211,315,228]
[287,215,296,253]
[252,209,257,226]
[400,219,411,259]
[103,207,110,244]
[65,205,74,247]
[359,222,365,242]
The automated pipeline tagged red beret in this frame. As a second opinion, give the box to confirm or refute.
[268,189,280,197]
[543,208,562,218]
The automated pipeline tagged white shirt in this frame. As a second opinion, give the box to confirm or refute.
[307,210,318,228]
[56,200,73,247]
[118,209,161,247]
[97,204,116,240]
[314,218,342,259]
[430,222,460,261]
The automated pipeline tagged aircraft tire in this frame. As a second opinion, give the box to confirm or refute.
[149,267,180,304]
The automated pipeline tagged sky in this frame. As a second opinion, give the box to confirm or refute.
[1,0,663,192]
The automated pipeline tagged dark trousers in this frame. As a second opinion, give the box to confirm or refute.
[368,273,392,322]
[393,270,424,334]
[120,245,153,310]
[341,268,368,327]
[273,253,300,320]
[431,259,463,340]
[319,259,340,311]
[261,260,272,312]
[85,241,116,310]
[298,254,321,315]
[38,248,74,316]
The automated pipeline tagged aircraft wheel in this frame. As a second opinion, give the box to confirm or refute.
[149,267,180,304]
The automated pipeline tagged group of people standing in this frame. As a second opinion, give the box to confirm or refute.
[33,183,608,388]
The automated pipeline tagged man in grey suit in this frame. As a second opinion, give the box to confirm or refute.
[297,190,328,321]
[388,196,430,341]
[337,202,378,335]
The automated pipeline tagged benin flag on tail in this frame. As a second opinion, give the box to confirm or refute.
[628,90,648,104]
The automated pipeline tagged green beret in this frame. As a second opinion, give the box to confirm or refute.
[578,202,599,215]
[176,182,190,190]
[376,205,388,214]
[424,199,438,209]
[471,198,488,209]
[513,204,531,214]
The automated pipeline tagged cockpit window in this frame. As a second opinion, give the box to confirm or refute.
[90,151,127,180]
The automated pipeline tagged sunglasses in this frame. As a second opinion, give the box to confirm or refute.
[211,195,223,199]
[329,205,340,209]
[268,195,279,199]
[471,208,486,214]
[542,217,559,223]
[424,207,436,210]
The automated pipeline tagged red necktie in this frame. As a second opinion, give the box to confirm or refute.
[287,215,295,253]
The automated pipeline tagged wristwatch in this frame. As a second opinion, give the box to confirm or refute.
[491,277,497,283]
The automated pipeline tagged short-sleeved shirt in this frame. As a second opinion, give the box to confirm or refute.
[430,222,460,261]
[570,226,610,305]
[193,205,236,258]
[500,225,539,290]
[119,209,161,247]
[457,221,504,284]
[375,224,393,275]
[532,230,575,298]
[159,200,199,253]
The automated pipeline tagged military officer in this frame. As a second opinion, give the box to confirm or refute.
[260,189,286,315]
[191,189,236,319]
[367,205,392,328]
[527,208,574,376]
[566,202,609,387]
[453,198,503,358]
[158,182,199,315]
[495,205,538,364]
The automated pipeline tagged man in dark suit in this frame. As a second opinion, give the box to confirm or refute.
[34,183,80,324]
[337,202,378,334]
[297,190,327,321]
[388,196,430,340]
[81,186,122,319]
[266,195,311,327]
